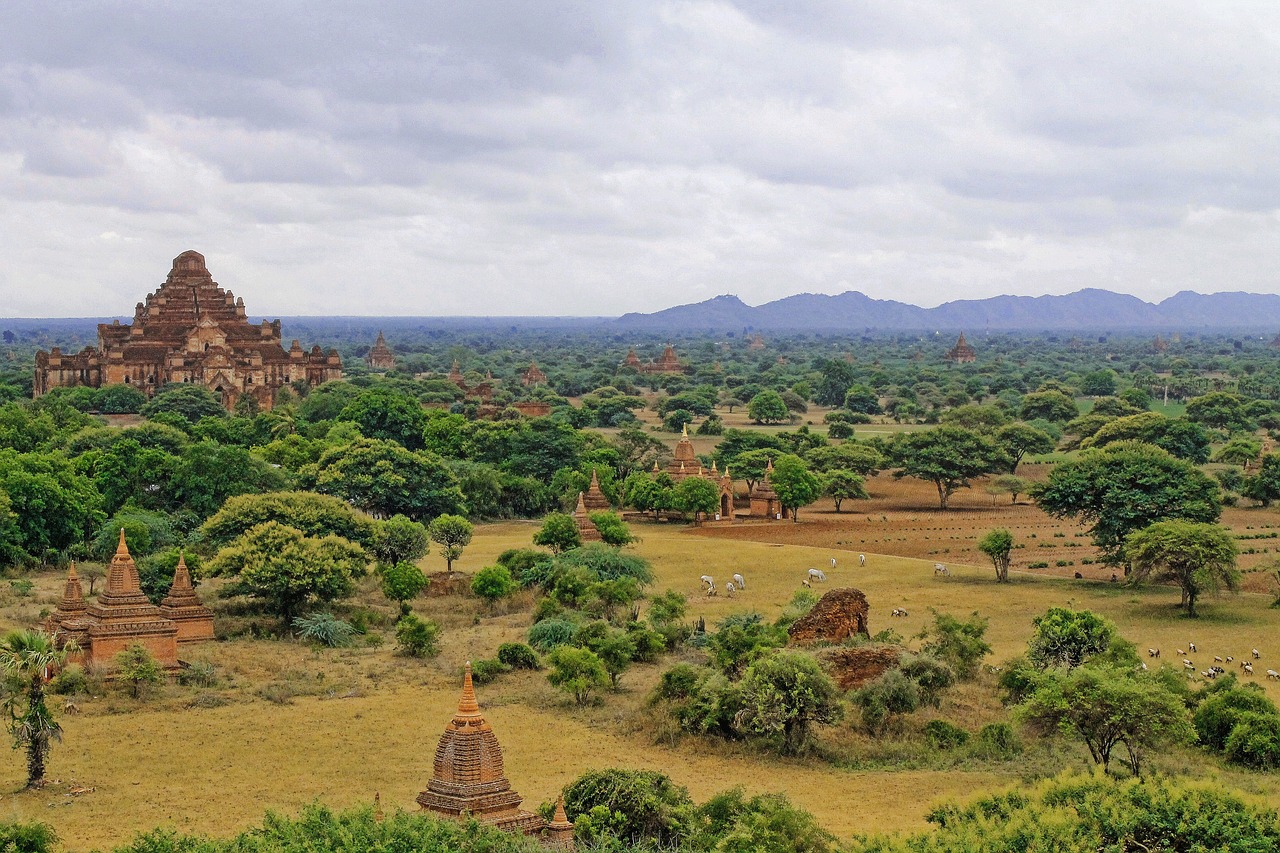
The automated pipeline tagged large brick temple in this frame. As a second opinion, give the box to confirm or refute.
[33,250,342,411]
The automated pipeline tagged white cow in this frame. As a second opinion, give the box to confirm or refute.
[732,573,746,590]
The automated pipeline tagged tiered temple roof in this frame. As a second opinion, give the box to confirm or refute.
[945,333,977,363]
[159,553,215,644]
[620,345,687,374]
[748,458,781,519]
[32,250,341,411]
[417,664,548,837]
[366,331,396,369]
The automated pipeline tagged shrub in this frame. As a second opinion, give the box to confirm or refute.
[974,722,1022,758]
[528,618,578,651]
[546,646,609,705]
[655,663,704,701]
[1194,687,1279,752]
[115,644,163,699]
[496,547,553,585]
[49,665,89,696]
[292,612,357,648]
[920,611,991,680]
[1224,711,1280,769]
[178,661,218,688]
[924,719,970,750]
[469,659,511,685]
[899,655,956,707]
[496,643,541,670]
[562,768,694,847]
[471,564,518,604]
[394,613,441,658]
[378,560,428,608]
[0,821,56,853]
[854,669,920,735]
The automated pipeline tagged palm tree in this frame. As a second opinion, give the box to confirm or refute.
[0,630,73,788]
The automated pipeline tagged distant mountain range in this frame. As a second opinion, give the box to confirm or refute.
[616,289,1280,331]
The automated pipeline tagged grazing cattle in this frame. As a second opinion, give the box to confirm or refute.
[807,568,827,583]
[1244,663,1254,676]
[724,582,736,598]
[1214,656,1224,664]
[1147,648,1160,658]
[1183,659,1195,669]
[1226,656,1233,663]
[859,554,866,567]
[933,563,949,576]
[1189,642,1197,652]
[830,558,837,570]
[704,581,717,597]
[1254,649,1262,659]
[62,700,80,714]
[1268,670,1280,681]
[1140,662,1148,671]
[891,608,909,617]
[732,573,746,590]
[1177,649,1186,656]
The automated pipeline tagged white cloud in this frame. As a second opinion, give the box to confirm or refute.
[0,1,1277,316]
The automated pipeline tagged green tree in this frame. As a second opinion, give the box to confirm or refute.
[379,560,428,612]
[95,384,148,414]
[1079,369,1118,397]
[747,390,790,424]
[920,611,991,679]
[1018,666,1193,775]
[199,491,380,550]
[769,454,822,521]
[1124,520,1239,617]
[394,613,441,658]
[843,384,882,415]
[977,528,1014,582]
[371,514,429,565]
[853,668,921,736]
[993,422,1054,472]
[805,443,883,476]
[673,476,720,523]
[736,651,841,755]
[471,564,518,605]
[562,769,694,848]
[1213,435,1263,468]
[140,385,226,424]
[1081,412,1211,462]
[1031,441,1221,564]
[622,471,673,520]
[547,646,610,705]
[1019,390,1078,423]
[823,469,868,512]
[1027,607,1131,669]
[314,438,465,521]
[1241,453,1280,506]
[588,511,634,546]
[114,644,163,699]
[208,521,365,621]
[427,514,473,572]
[885,426,1006,510]
[814,359,857,407]
[533,512,581,553]
[1185,391,1252,433]
[0,629,72,788]
[336,385,429,449]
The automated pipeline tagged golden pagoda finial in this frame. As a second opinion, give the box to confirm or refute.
[681,422,689,439]
[116,527,130,557]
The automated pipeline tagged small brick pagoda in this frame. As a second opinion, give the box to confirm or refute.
[620,345,687,375]
[365,331,396,370]
[47,531,212,671]
[33,250,342,411]
[418,664,568,845]
[748,458,782,520]
[520,361,548,387]
[572,492,603,542]
[581,469,611,511]
[945,333,976,364]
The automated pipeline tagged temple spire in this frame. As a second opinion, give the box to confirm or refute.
[116,527,130,557]
[456,661,482,718]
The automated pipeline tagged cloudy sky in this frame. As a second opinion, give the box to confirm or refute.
[2,2,1278,317]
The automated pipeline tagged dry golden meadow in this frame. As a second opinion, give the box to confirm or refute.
[2,479,1280,850]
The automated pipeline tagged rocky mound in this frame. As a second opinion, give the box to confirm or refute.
[818,646,902,691]
[787,587,870,646]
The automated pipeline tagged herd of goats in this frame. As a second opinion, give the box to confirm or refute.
[1144,644,1278,680]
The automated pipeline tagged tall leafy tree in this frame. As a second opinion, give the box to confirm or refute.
[427,514,473,572]
[1032,441,1221,565]
[747,390,790,425]
[769,454,822,521]
[885,427,1007,510]
[1124,521,1239,617]
[736,651,842,755]
[977,528,1014,582]
[337,386,429,450]
[994,422,1055,472]
[314,438,464,521]
[0,449,103,557]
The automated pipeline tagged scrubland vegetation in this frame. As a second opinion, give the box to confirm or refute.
[2,327,1280,850]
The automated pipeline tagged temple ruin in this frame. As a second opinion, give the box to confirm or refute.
[572,492,603,543]
[365,331,396,370]
[945,333,976,364]
[46,532,213,671]
[33,250,342,411]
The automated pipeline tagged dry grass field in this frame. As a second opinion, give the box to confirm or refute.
[1,502,1280,850]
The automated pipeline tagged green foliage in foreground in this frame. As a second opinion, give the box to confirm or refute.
[848,773,1280,853]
